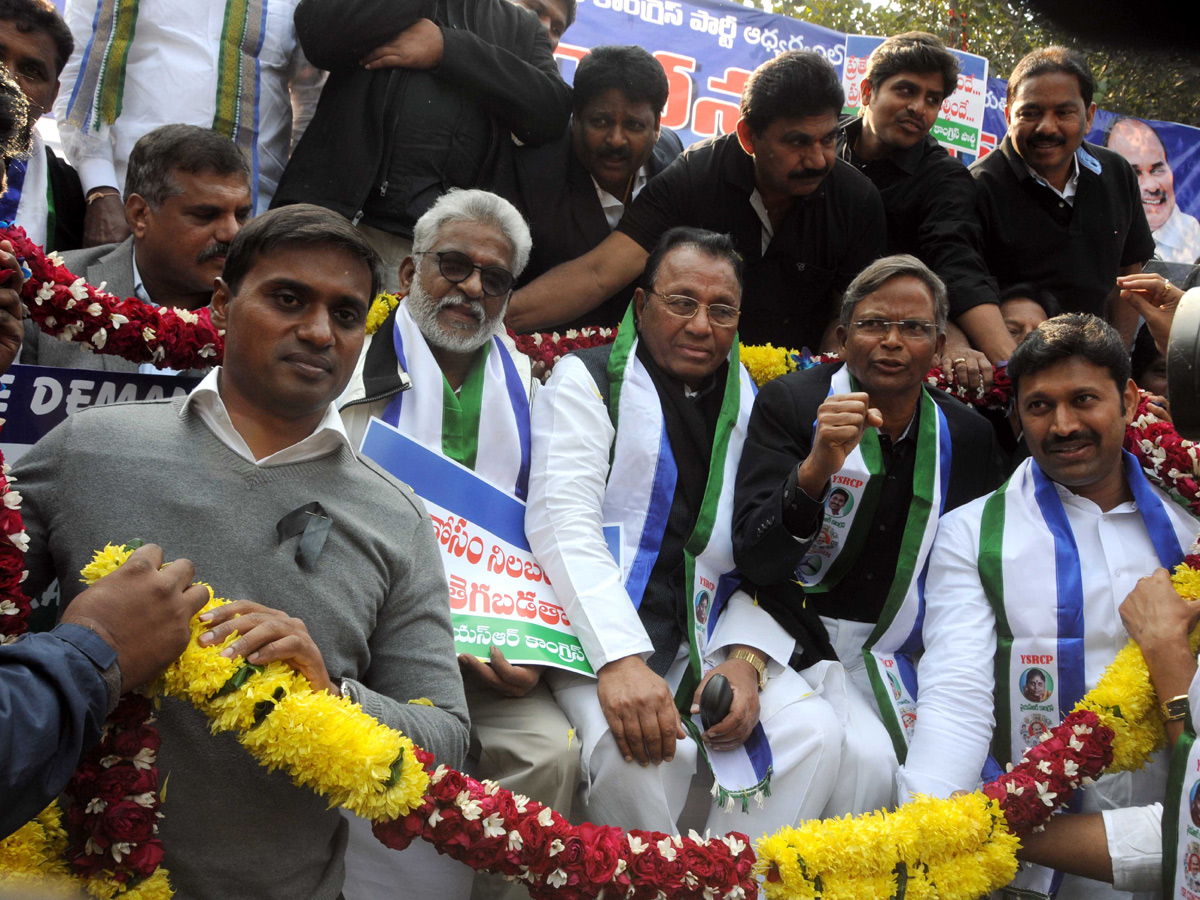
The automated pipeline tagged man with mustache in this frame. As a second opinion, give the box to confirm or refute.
[971,48,1156,346]
[903,313,1199,900]
[732,254,1003,816]
[340,188,579,900]
[0,0,85,252]
[503,44,683,329]
[839,32,1014,389]
[1104,116,1200,265]
[21,124,251,373]
[506,50,886,354]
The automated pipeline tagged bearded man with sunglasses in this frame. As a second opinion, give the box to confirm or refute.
[339,188,579,900]
[525,226,846,837]
[732,254,1003,817]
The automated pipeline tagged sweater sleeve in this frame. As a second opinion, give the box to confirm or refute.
[340,490,470,771]
[293,0,437,71]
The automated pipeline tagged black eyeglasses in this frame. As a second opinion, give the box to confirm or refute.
[850,318,938,341]
[649,291,741,329]
[417,250,515,297]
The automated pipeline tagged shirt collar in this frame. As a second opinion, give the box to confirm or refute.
[130,250,153,306]
[181,367,353,466]
[1021,152,1080,202]
[839,116,926,176]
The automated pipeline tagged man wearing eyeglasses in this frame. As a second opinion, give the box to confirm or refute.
[339,188,579,900]
[732,254,1004,817]
[525,226,846,837]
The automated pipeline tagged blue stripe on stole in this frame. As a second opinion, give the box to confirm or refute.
[381,316,412,426]
[936,403,952,514]
[249,0,267,208]
[624,420,677,611]
[744,720,772,781]
[66,1,105,124]
[1123,450,1186,568]
[1030,462,1087,726]
[706,571,741,641]
[494,335,531,500]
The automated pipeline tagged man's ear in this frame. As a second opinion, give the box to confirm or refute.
[1084,101,1097,136]
[397,256,417,296]
[209,277,232,330]
[633,287,647,330]
[1123,378,1140,425]
[860,78,874,109]
[734,118,756,157]
[125,194,150,238]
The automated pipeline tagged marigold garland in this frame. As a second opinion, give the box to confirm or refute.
[1,223,223,371]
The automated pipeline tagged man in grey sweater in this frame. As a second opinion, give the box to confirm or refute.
[14,204,470,900]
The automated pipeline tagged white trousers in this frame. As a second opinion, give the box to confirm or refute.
[549,644,845,837]
[817,616,900,817]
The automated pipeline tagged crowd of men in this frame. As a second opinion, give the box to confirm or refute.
[0,0,1198,899]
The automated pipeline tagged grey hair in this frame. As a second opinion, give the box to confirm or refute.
[411,189,532,279]
[839,254,949,335]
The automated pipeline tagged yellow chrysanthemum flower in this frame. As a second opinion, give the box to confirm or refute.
[365,293,401,336]
[79,543,134,584]
[738,343,794,387]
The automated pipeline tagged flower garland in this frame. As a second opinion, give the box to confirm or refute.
[374,755,758,900]
[0,223,223,371]
[1126,391,1200,516]
[0,452,30,644]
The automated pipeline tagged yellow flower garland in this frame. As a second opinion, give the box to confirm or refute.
[738,343,801,387]
[365,294,401,337]
[756,560,1200,900]
[0,806,74,896]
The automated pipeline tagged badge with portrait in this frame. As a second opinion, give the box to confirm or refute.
[1007,639,1061,763]
[1165,713,1200,899]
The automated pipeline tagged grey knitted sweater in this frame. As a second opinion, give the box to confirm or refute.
[14,397,469,900]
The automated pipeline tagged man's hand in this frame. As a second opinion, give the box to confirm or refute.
[197,599,336,693]
[0,240,24,375]
[459,646,541,698]
[1118,272,1183,354]
[939,321,994,391]
[797,392,882,497]
[82,192,130,248]
[360,19,444,71]
[1146,395,1172,423]
[61,543,209,690]
[597,655,683,766]
[1119,569,1200,654]
[689,653,761,752]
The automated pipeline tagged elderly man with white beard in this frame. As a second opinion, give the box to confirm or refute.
[339,188,578,900]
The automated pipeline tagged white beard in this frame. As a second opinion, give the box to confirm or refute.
[406,279,505,354]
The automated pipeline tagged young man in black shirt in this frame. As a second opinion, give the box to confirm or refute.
[507,50,886,354]
[839,32,1014,389]
[970,47,1155,346]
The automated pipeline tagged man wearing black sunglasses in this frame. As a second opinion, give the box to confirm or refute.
[339,188,580,900]
[732,253,1003,818]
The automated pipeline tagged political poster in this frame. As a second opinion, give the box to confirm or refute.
[360,417,597,677]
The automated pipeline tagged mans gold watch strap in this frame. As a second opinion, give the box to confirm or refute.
[728,648,768,691]
[1162,694,1190,722]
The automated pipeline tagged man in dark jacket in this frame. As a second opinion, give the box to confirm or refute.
[273,0,571,291]
[505,44,684,328]
[732,254,1004,816]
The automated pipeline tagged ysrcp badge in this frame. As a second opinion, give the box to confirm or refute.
[1020,713,1054,747]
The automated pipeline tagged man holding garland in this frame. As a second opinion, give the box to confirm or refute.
[903,314,1199,899]
[525,226,843,836]
[13,203,469,899]
[340,188,578,900]
[731,254,1003,816]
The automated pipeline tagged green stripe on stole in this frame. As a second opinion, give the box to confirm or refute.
[440,348,488,471]
[94,0,140,127]
[978,477,1015,765]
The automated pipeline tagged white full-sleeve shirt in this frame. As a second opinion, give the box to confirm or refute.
[55,0,310,211]
[902,481,1195,803]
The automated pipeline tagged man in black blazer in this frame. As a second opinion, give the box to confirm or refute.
[506,45,684,328]
[732,253,1004,817]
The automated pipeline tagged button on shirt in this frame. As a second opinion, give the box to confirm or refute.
[182,368,353,466]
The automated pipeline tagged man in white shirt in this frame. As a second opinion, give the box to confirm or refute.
[339,189,578,900]
[21,124,251,373]
[54,0,316,246]
[526,226,844,837]
[902,313,1199,900]
[0,0,85,251]
[1104,116,1200,266]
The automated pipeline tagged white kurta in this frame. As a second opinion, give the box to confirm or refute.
[902,478,1199,900]
[525,355,853,835]
[1153,205,1200,265]
[55,0,317,211]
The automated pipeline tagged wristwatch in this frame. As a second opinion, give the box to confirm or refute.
[1161,694,1190,722]
[728,648,768,691]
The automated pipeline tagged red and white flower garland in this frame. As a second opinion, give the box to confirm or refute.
[374,747,758,900]
[1,224,223,371]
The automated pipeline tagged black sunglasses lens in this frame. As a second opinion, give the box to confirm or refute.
[480,268,514,296]
[438,251,474,282]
